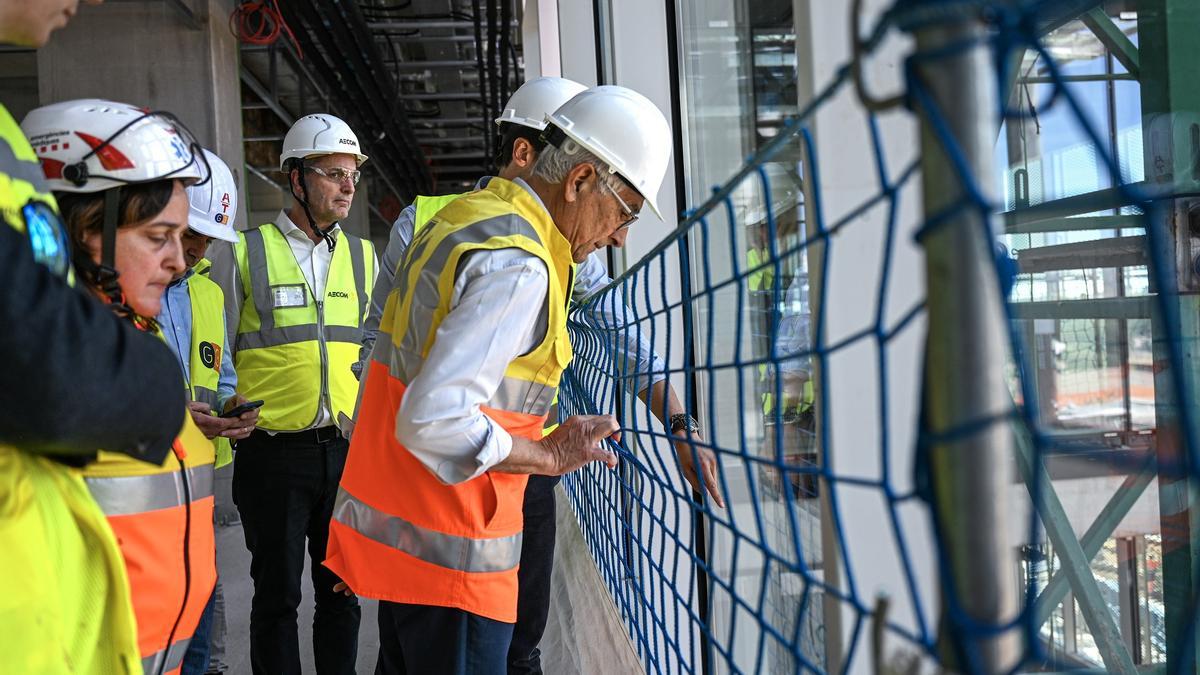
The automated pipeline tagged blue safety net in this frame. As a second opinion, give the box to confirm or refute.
[557,1,1198,674]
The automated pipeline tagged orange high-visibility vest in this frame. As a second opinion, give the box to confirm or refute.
[325,178,574,622]
[83,412,217,675]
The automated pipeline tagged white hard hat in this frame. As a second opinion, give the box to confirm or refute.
[279,113,368,171]
[186,149,240,243]
[495,77,588,131]
[21,98,207,193]
[543,85,672,220]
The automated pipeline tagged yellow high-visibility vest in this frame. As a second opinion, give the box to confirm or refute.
[412,189,570,434]
[413,192,463,232]
[231,223,376,431]
[0,103,142,674]
[82,412,216,675]
[327,177,576,622]
[186,270,234,467]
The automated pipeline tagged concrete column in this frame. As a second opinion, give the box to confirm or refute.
[556,0,598,87]
[36,0,247,229]
[521,0,562,79]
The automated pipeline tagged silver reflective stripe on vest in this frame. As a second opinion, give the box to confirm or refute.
[394,214,542,364]
[347,236,368,322]
[242,227,275,333]
[193,385,219,409]
[86,464,216,516]
[141,636,191,675]
[0,134,50,192]
[239,226,366,350]
[488,376,557,417]
[236,323,362,351]
[374,331,419,385]
[374,330,557,417]
[332,487,522,574]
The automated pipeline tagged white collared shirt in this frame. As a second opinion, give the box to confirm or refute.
[390,178,553,483]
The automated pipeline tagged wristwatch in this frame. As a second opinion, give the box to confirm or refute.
[669,413,700,435]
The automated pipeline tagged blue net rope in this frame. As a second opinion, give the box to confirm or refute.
[556,1,1199,673]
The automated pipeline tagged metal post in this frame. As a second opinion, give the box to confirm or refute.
[910,7,1021,672]
[1117,537,1141,663]
[1138,2,1200,672]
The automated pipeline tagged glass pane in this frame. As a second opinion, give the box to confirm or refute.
[675,0,816,672]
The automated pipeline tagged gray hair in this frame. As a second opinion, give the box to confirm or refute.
[531,137,622,192]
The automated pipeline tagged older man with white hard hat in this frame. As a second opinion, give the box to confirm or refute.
[358,76,723,674]
[325,85,674,674]
[207,114,377,675]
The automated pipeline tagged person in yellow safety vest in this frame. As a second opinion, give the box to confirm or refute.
[158,148,261,675]
[0,3,189,673]
[357,77,725,674]
[23,98,218,675]
[326,85,677,674]
[206,113,376,675]
[163,149,259,463]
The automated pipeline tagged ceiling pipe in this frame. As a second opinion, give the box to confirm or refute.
[280,1,432,200]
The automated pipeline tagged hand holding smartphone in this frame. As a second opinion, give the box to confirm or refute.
[220,399,264,418]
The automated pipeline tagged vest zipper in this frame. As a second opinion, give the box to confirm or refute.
[316,299,332,422]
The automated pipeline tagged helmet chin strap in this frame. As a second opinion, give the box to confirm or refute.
[73,187,150,328]
[96,189,129,309]
[290,160,337,253]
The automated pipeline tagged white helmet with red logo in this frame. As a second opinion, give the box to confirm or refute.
[187,149,240,243]
[20,98,207,193]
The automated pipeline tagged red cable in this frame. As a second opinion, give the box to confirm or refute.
[229,1,303,59]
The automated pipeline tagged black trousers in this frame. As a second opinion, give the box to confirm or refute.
[233,428,361,675]
[507,475,560,675]
[376,602,514,675]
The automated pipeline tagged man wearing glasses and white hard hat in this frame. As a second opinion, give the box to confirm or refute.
[208,114,377,675]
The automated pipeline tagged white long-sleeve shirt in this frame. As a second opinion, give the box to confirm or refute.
[208,211,379,431]
[395,246,549,484]
[360,176,667,396]
[391,178,555,483]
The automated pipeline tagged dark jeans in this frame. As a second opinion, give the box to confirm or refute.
[376,602,514,675]
[181,589,215,675]
[206,578,228,674]
[233,428,361,675]
[507,475,559,675]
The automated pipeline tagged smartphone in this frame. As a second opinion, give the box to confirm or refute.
[220,399,265,418]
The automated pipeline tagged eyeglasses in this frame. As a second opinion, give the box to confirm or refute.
[306,166,361,186]
[599,177,640,229]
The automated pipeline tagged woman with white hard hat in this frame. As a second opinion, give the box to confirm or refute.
[23,98,219,675]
